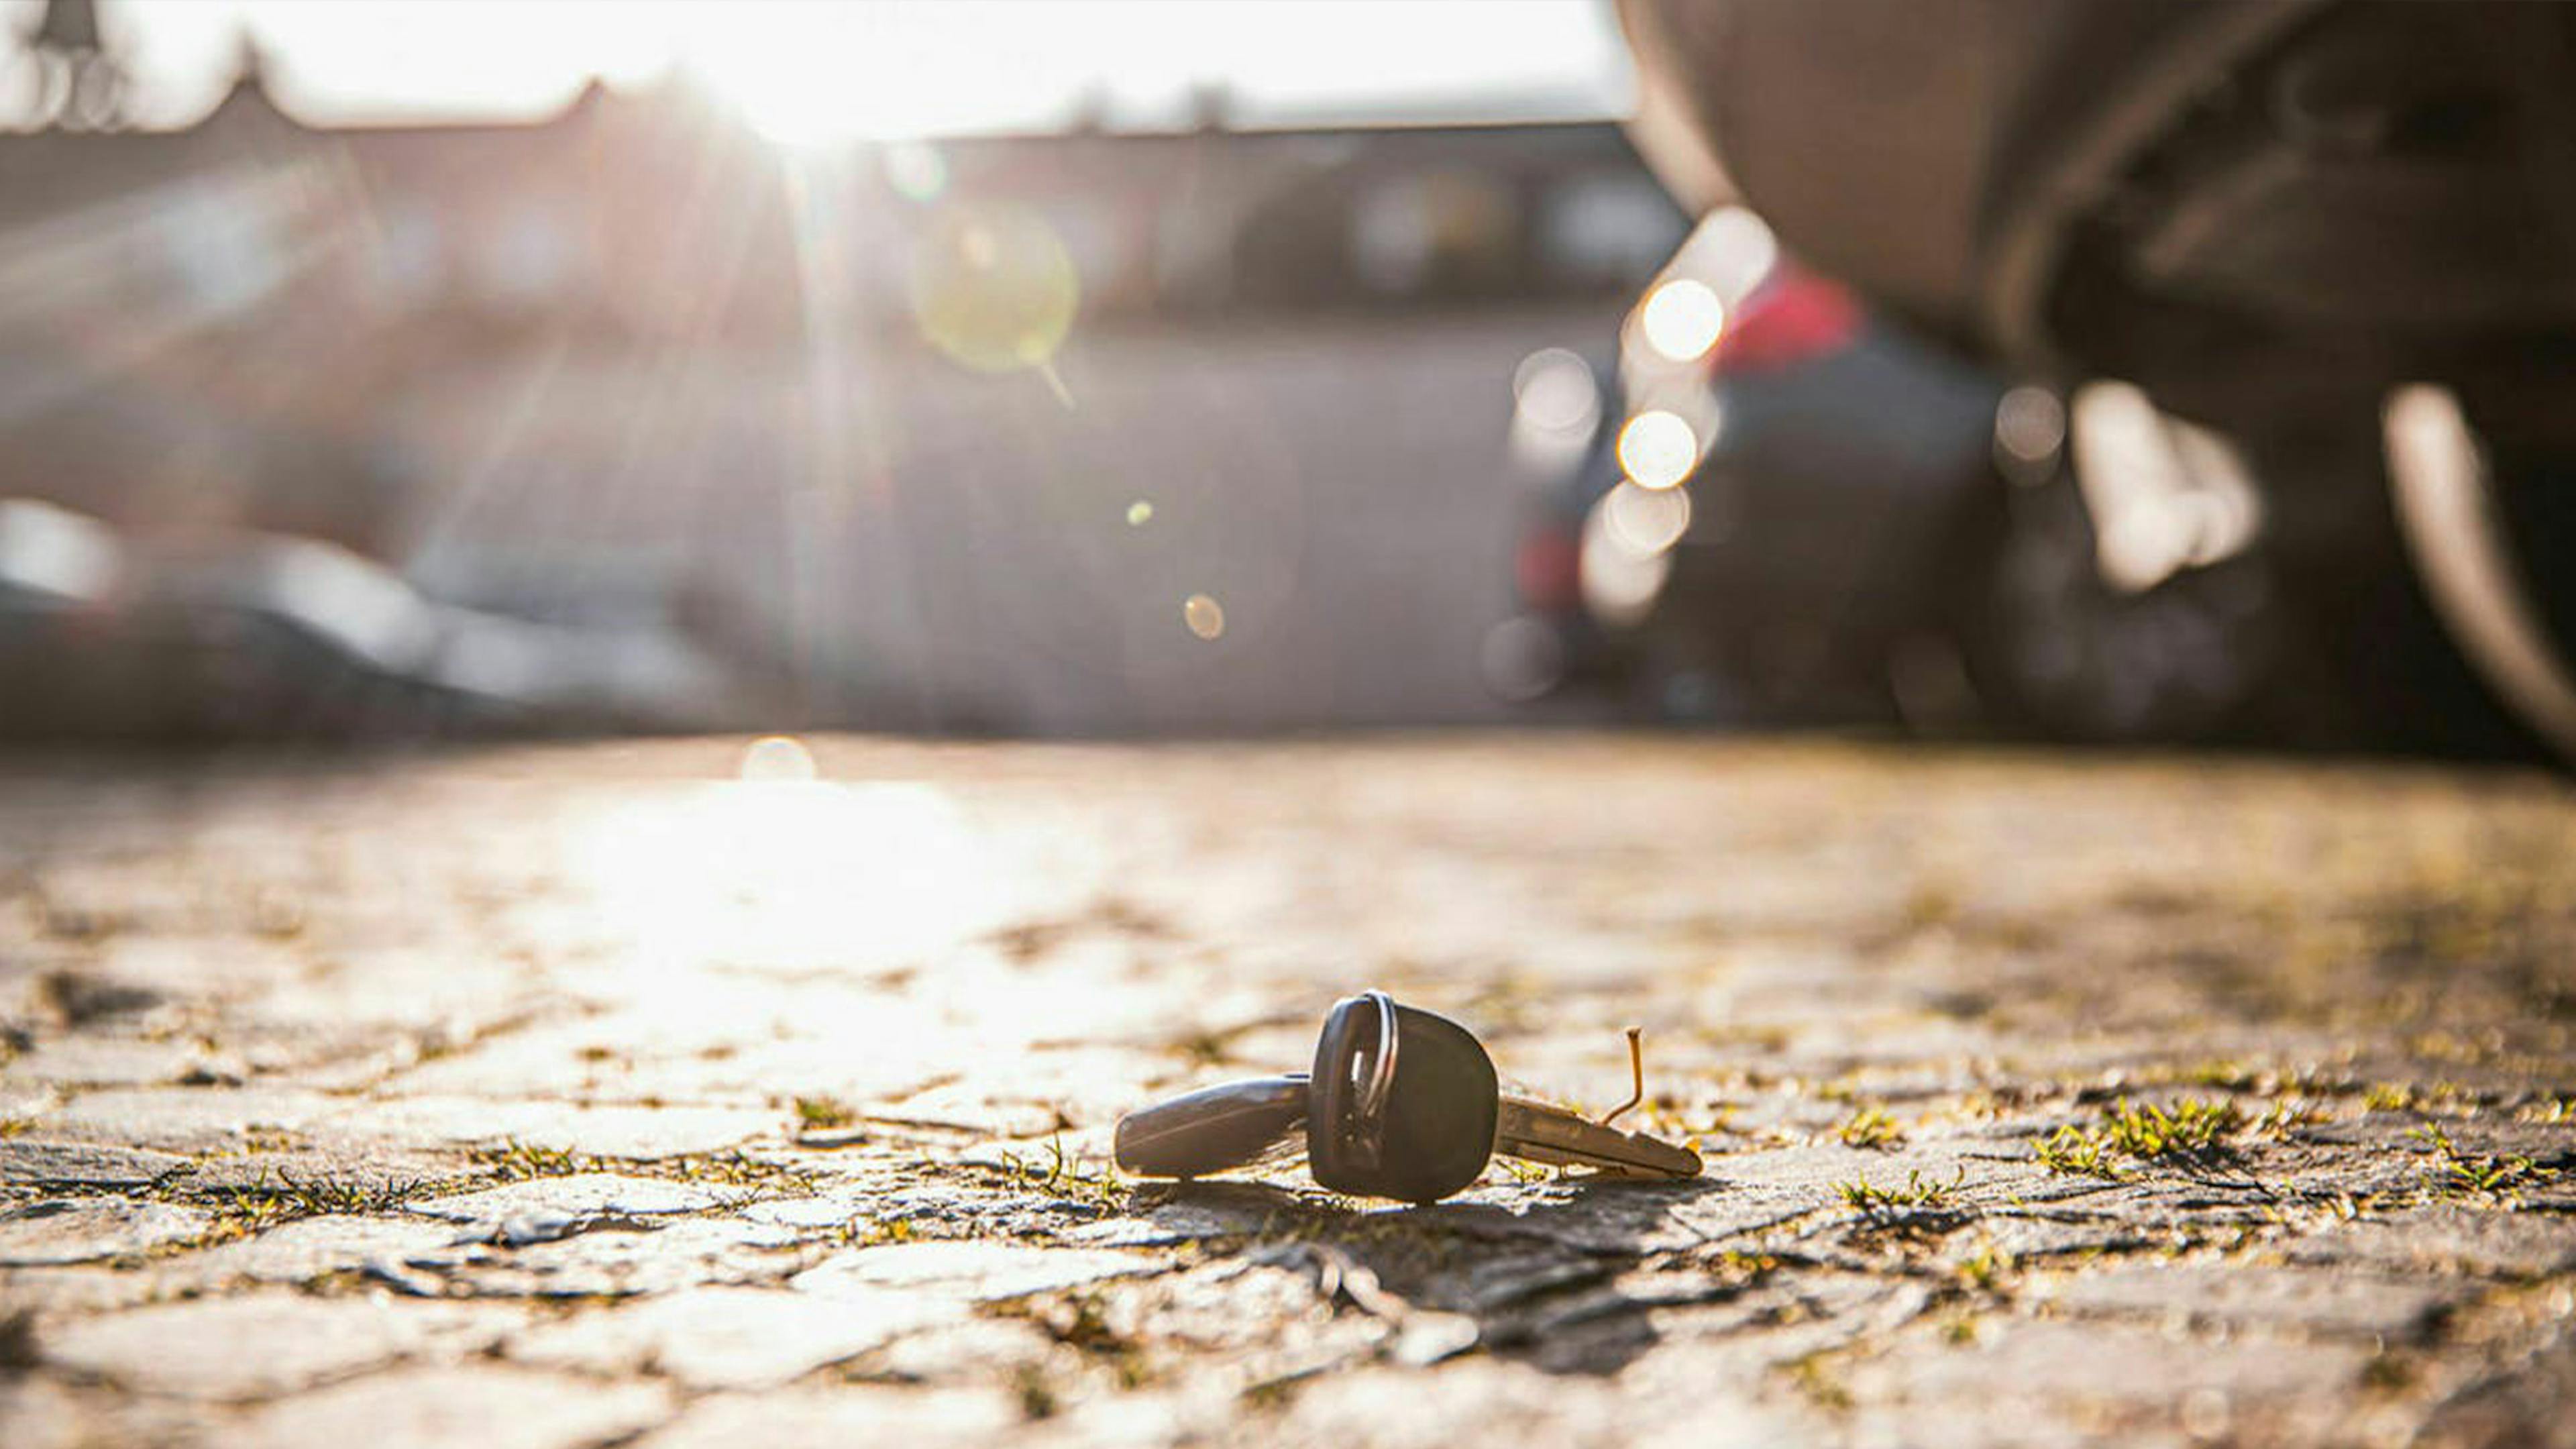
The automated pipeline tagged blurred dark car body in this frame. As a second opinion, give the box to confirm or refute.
[0,500,753,741]
[1505,215,2002,727]
[1506,206,2457,749]
[1615,0,2576,761]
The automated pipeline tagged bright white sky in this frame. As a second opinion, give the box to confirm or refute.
[5,0,1629,138]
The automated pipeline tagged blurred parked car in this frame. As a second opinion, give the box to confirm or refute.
[1616,0,2573,762]
[1503,207,2297,740]
[1504,212,1998,726]
[0,499,765,741]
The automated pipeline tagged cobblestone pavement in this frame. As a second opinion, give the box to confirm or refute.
[3,735,2573,1448]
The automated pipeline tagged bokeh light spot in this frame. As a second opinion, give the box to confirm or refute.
[1603,480,1693,555]
[1638,278,1725,363]
[1690,206,1781,304]
[1995,385,2068,476]
[1479,615,1566,702]
[1578,505,1672,628]
[1183,593,1226,640]
[1616,409,1699,490]
[1511,347,1600,433]
[738,735,818,782]
[1126,500,1154,527]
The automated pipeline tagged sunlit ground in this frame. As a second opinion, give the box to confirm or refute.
[1,730,2571,1442]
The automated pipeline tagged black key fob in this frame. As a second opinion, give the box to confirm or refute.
[1307,992,1498,1203]
[1114,1073,1308,1179]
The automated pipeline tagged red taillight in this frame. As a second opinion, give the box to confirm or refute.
[1515,526,1581,612]
[1709,266,1862,374]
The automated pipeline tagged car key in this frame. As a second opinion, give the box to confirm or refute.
[1494,1024,1701,1179]
[1306,991,1498,1202]
[1306,991,1701,1203]
[1112,1073,1307,1179]
[1114,991,1701,1198]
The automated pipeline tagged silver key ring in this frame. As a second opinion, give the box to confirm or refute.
[1356,988,1398,1126]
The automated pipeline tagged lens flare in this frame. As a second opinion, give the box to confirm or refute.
[1638,278,1725,363]
[909,203,1079,374]
[881,140,949,203]
[1616,409,1699,490]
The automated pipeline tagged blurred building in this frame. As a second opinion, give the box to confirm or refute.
[1,0,1690,736]
[0,3,1674,554]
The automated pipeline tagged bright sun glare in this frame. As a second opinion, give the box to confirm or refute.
[684,5,1046,147]
[109,1,1627,142]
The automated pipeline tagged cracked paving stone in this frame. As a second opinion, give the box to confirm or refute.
[1975,1210,2163,1261]
[0,1140,194,1191]
[504,1283,959,1388]
[1057,1257,1410,1379]
[885,1044,1173,1137]
[0,1037,223,1089]
[2308,1116,2576,1169]
[1275,1354,1799,1449]
[222,1364,673,1449]
[37,1087,339,1154]
[1065,1192,1291,1247]
[0,1377,83,1449]
[738,1175,1116,1242]
[2048,1260,2475,1339]
[402,1173,741,1224]
[1839,1319,2375,1447]
[319,1097,778,1160]
[1411,1181,1733,1256]
[396,1216,808,1299]
[229,959,547,1042]
[1664,1271,1930,1344]
[791,1239,1170,1303]
[731,1193,885,1233]
[178,1150,460,1199]
[630,1385,1020,1449]
[2282,1208,2576,1279]
[0,1265,187,1315]
[1443,1250,1614,1318]
[0,1080,59,1120]
[863,1314,1066,1385]
[175,1214,460,1285]
[38,1293,523,1401]
[0,1377,204,1449]
[0,1196,211,1266]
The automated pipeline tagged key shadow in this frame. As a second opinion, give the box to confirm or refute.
[1122,1173,1750,1377]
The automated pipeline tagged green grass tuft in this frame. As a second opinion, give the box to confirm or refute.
[2033,1124,2126,1178]
[1835,1107,1904,1150]
[2032,1097,2250,1176]
[794,1095,859,1130]
[2099,1098,2244,1158]
[1000,1132,1129,1210]
[1837,1167,1964,1222]
[2413,1124,2559,1201]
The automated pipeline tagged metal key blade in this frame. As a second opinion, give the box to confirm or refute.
[1115,1074,1309,1179]
[1495,1094,1701,1178]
